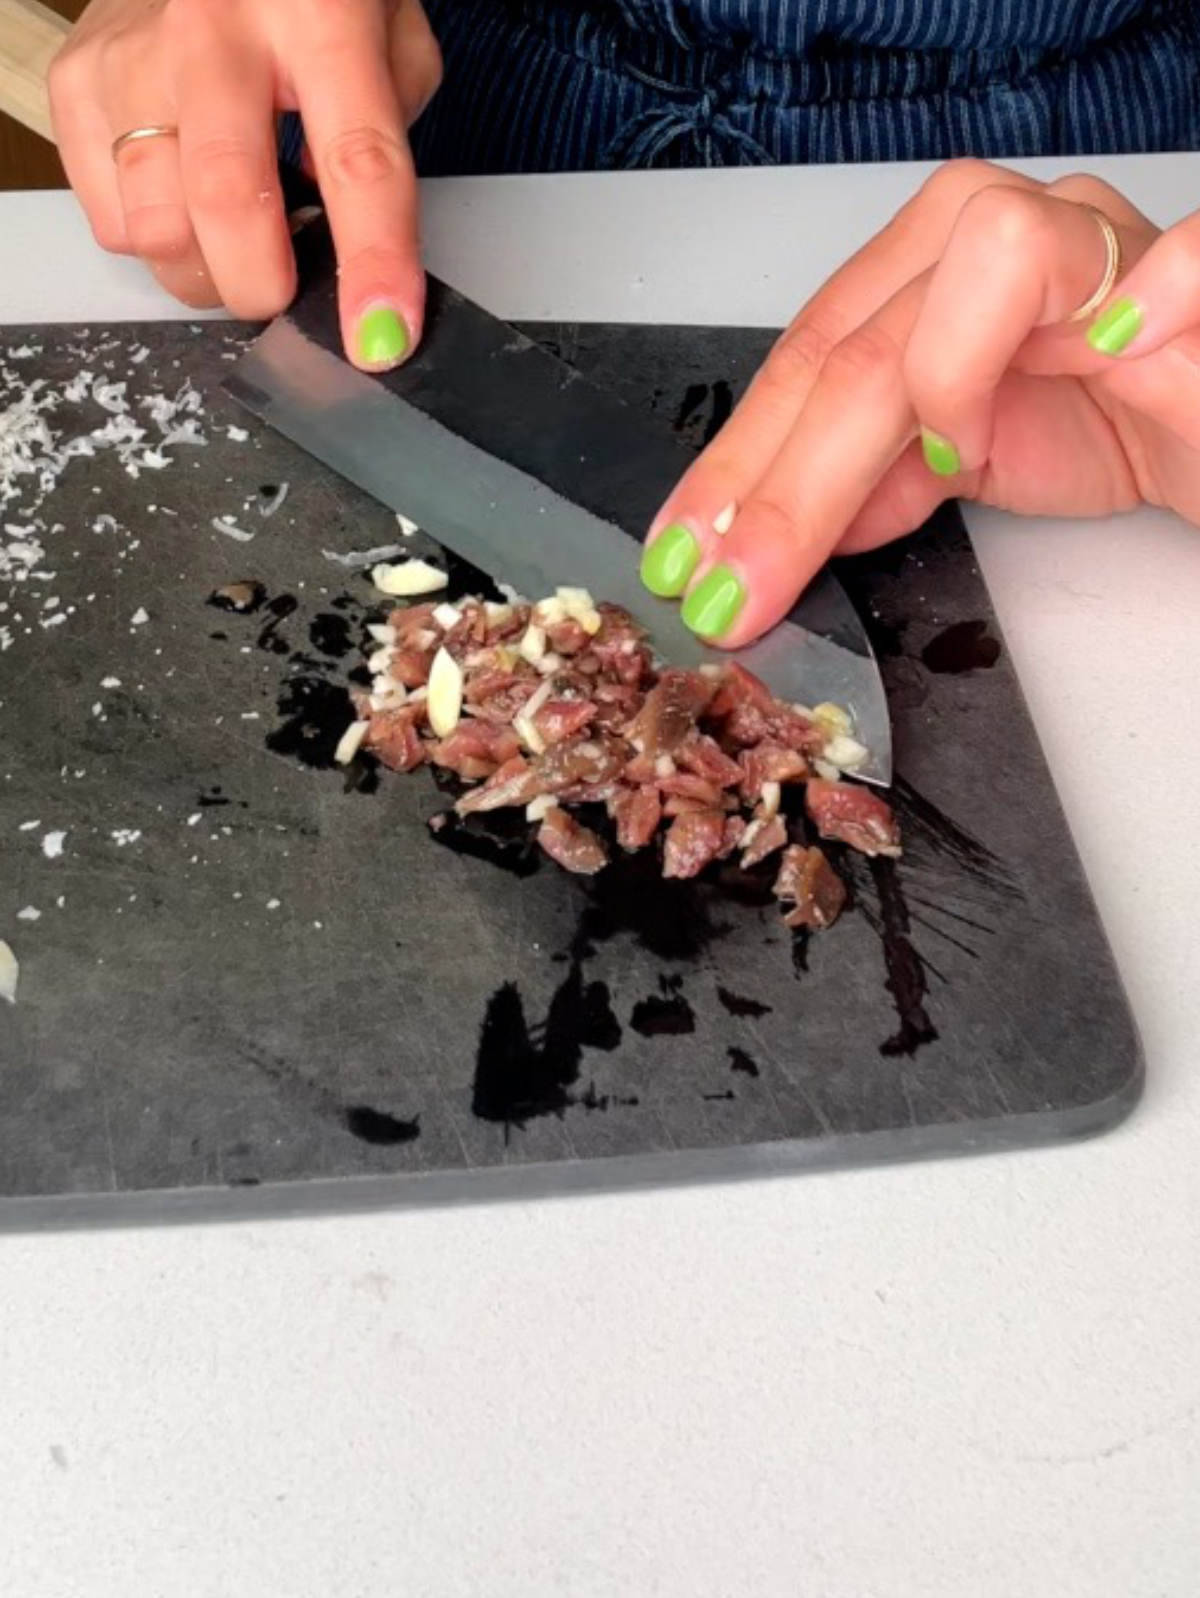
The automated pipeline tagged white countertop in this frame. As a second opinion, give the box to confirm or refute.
[2,157,1199,1598]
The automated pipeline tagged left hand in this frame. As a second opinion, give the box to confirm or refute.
[639,158,1200,646]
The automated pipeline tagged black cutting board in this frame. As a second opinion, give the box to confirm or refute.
[0,320,1140,1230]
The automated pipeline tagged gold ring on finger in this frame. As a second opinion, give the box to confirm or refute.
[1067,205,1122,323]
[111,125,180,162]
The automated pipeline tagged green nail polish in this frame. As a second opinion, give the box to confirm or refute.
[681,564,745,639]
[1087,295,1143,357]
[356,304,410,367]
[921,428,961,477]
[641,522,700,597]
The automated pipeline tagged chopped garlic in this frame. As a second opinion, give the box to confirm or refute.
[760,780,781,817]
[699,663,723,679]
[812,758,840,781]
[492,645,518,671]
[366,623,397,646]
[484,601,514,626]
[519,623,547,663]
[654,754,676,779]
[813,702,853,738]
[513,680,553,754]
[426,646,463,736]
[740,818,763,854]
[369,689,408,712]
[535,652,562,676]
[371,558,448,597]
[555,585,602,635]
[533,596,567,626]
[0,941,16,1005]
[396,513,420,538]
[432,602,462,631]
[824,734,868,772]
[334,720,370,765]
[525,795,558,823]
[366,645,395,675]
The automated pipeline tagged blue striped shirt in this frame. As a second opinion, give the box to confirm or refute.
[402,0,1199,171]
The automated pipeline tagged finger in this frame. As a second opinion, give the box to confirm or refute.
[640,158,1041,598]
[48,49,129,254]
[1080,209,1200,361]
[678,279,925,647]
[389,0,443,126]
[289,9,424,369]
[173,16,295,320]
[905,187,1152,474]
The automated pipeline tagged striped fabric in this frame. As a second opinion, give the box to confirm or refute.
[402,0,1200,172]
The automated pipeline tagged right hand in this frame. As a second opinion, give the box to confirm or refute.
[49,0,442,370]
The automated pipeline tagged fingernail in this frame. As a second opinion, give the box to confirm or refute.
[712,500,736,536]
[356,303,410,368]
[681,564,745,639]
[1087,295,1143,357]
[640,522,700,597]
[921,428,961,477]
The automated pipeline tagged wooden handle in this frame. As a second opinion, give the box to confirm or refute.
[0,0,71,143]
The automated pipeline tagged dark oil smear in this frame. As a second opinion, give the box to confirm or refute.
[702,1089,736,1102]
[630,982,696,1037]
[717,986,772,1019]
[867,856,938,1057]
[573,846,731,963]
[256,592,298,655]
[671,379,733,448]
[428,805,543,879]
[308,612,354,659]
[728,1046,760,1077]
[472,960,621,1132]
[236,1038,422,1148]
[266,674,357,770]
[209,630,228,641]
[347,664,372,689]
[578,1081,641,1112]
[342,752,380,796]
[890,777,1021,902]
[197,787,230,808]
[921,619,1001,675]
[228,1175,261,1187]
[344,1105,421,1145]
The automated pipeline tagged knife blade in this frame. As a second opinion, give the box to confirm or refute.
[225,234,891,783]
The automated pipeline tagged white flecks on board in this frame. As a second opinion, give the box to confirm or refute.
[42,830,66,859]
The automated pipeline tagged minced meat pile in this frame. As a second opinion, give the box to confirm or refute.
[337,585,899,932]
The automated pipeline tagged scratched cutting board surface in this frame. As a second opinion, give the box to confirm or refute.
[0,320,1140,1230]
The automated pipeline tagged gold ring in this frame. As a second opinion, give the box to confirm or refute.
[1067,206,1122,323]
[111,125,179,161]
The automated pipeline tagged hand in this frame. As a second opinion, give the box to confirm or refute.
[640,159,1200,646]
[49,0,442,369]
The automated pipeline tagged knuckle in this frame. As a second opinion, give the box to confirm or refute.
[918,157,1001,213]
[757,309,843,401]
[185,138,273,216]
[47,47,88,111]
[90,215,129,255]
[162,0,222,41]
[822,323,902,390]
[321,125,405,190]
[960,184,1051,253]
[335,241,412,287]
[125,205,194,263]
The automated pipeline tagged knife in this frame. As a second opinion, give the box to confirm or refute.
[225,221,891,784]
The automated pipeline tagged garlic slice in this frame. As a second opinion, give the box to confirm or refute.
[759,780,781,817]
[432,602,463,631]
[426,646,464,736]
[0,940,17,1005]
[366,623,397,646]
[519,623,547,663]
[334,720,370,764]
[525,795,558,823]
[371,558,448,597]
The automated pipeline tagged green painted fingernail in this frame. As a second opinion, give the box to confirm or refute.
[641,522,700,597]
[1087,296,1143,356]
[681,564,745,639]
[356,304,410,367]
[921,428,961,477]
